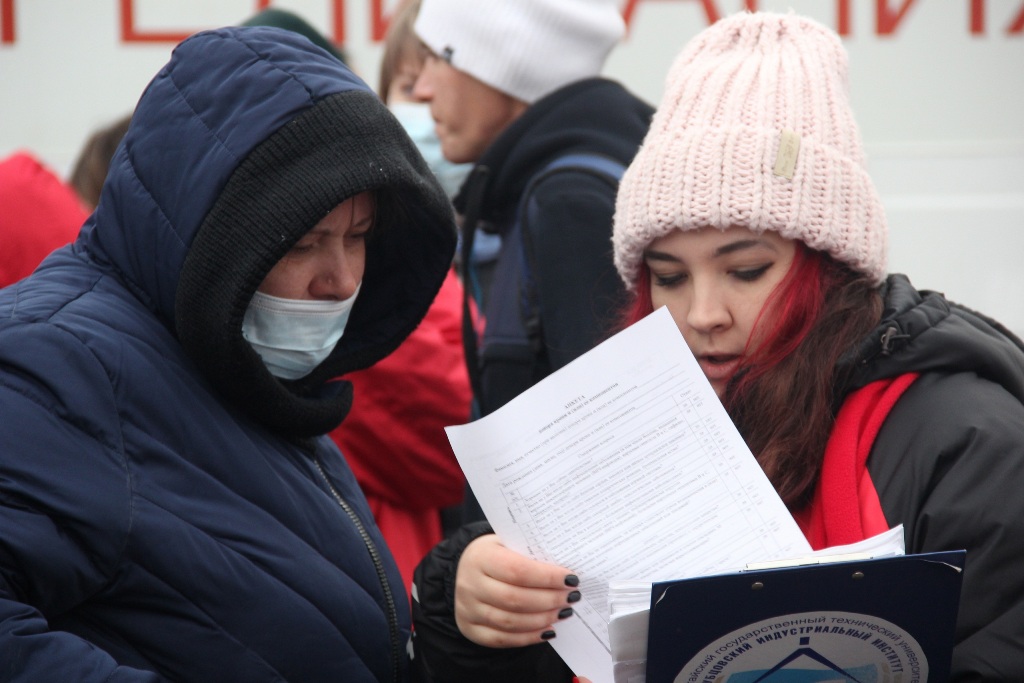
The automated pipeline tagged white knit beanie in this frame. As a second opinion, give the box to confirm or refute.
[414,0,625,104]
[613,11,887,289]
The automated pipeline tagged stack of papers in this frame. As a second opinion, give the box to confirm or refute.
[445,308,807,682]
[443,308,898,683]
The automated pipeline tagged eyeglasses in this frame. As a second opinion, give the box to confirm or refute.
[421,42,454,65]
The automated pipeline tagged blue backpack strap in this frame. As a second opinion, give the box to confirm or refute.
[534,153,629,183]
[518,152,627,355]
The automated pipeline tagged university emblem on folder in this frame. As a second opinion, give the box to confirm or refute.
[646,552,964,683]
[671,611,927,683]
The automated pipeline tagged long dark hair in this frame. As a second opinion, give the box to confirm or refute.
[620,244,882,509]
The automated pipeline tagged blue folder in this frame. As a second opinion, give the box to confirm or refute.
[646,551,965,683]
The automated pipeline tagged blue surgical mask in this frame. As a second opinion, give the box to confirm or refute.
[389,102,471,198]
[241,284,361,380]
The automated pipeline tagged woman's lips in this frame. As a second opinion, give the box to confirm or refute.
[698,355,741,383]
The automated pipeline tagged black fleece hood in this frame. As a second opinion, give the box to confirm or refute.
[81,27,455,438]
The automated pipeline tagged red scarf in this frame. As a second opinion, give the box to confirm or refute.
[795,373,919,550]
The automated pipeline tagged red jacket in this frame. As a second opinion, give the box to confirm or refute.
[0,151,88,287]
[331,268,471,590]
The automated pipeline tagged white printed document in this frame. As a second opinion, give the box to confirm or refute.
[445,307,812,683]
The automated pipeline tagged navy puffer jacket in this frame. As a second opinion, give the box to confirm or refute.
[0,27,455,682]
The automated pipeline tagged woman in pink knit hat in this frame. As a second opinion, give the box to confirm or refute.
[411,11,1024,683]
[610,10,1024,682]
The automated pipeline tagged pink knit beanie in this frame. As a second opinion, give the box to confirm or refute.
[613,11,887,290]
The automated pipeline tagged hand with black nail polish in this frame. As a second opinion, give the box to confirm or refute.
[452,534,583,649]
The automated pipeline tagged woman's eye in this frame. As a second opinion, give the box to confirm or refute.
[652,272,686,288]
[289,241,315,254]
[733,264,771,282]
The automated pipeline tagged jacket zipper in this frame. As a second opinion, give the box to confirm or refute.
[312,454,401,683]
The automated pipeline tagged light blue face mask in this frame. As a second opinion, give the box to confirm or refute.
[389,102,471,199]
[241,284,361,380]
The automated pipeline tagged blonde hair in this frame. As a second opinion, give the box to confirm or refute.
[378,0,425,103]
[69,114,132,209]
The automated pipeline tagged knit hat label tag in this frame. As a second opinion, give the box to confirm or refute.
[773,129,801,180]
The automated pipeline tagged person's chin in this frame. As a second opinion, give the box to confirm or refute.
[699,357,740,397]
[705,379,726,400]
[439,140,473,165]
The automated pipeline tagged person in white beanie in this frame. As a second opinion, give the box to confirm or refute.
[407,2,651,680]
[410,11,1024,682]
[410,0,654,519]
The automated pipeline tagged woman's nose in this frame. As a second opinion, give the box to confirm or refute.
[309,249,360,301]
[686,282,731,334]
[412,60,435,102]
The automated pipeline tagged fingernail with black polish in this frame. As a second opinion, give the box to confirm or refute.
[564,574,580,587]
[541,630,557,641]
[567,590,582,603]
[558,607,574,619]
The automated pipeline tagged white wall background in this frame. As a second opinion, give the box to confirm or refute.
[2,0,1023,335]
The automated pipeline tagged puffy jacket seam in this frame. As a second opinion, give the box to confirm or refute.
[0,318,134,592]
[137,489,379,659]
[242,39,319,102]
[168,35,317,146]
[118,519,289,680]
[65,323,136,586]
[118,129,195,271]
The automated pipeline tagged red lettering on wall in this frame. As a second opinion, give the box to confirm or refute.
[876,0,918,35]
[969,0,1024,35]
[3,0,1018,48]
[971,0,985,34]
[623,0,758,30]
[329,0,348,44]
[120,0,196,43]
[837,0,851,36]
[370,0,389,42]
[1010,2,1024,33]
[119,0,348,47]
[1,0,14,44]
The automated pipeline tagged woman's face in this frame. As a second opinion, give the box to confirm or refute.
[387,56,421,104]
[412,52,527,165]
[644,226,797,397]
[257,192,373,301]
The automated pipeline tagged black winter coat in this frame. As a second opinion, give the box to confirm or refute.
[851,275,1024,680]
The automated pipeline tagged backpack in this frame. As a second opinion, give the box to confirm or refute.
[461,152,627,416]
